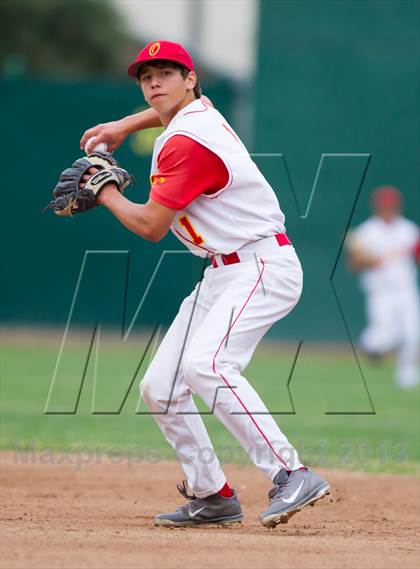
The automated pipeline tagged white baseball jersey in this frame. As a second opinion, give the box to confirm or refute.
[141,100,309,494]
[352,215,419,294]
[150,98,286,257]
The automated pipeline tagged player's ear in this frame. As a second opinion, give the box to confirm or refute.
[186,71,197,92]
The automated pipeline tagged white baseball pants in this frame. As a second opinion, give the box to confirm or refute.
[361,286,420,388]
[140,241,304,497]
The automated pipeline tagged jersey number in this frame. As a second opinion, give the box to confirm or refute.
[179,216,204,246]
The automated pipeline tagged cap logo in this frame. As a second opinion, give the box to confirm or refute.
[148,42,160,57]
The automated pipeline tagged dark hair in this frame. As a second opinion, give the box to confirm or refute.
[137,60,202,99]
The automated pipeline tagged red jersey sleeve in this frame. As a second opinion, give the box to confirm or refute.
[149,134,229,210]
[414,238,420,262]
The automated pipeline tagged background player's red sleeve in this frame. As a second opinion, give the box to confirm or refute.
[414,238,420,262]
[149,135,229,210]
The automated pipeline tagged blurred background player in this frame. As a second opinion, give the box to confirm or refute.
[347,186,420,388]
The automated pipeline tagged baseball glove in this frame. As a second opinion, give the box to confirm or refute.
[44,152,134,216]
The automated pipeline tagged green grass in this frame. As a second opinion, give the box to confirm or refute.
[1,334,419,475]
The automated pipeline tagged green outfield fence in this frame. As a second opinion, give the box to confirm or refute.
[1,1,419,341]
[1,76,233,330]
[252,0,419,340]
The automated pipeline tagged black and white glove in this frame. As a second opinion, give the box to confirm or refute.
[44,151,134,216]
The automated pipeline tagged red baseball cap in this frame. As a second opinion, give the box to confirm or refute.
[372,185,401,208]
[127,40,195,78]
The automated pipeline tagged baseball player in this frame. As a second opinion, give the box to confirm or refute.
[68,40,330,528]
[347,186,420,388]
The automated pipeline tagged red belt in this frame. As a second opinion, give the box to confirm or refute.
[211,233,292,268]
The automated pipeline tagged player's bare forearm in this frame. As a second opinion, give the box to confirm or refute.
[347,251,381,272]
[80,108,162,153]
[121,107,163,132]
[80,97,213,152]
[98,185,175,242]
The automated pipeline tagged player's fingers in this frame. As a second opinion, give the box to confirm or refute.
[85,167,99,176]
[81,174,92,182]
[80,168,99,185]
[84,136,100,154]
[80,133,91,150]
[80,126,101,150]
[80,126,100,148]
[80,132,91,150]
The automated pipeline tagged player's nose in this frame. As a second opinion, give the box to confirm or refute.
[150,74,161,88]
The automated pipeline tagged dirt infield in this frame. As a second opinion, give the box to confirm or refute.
[1,452,419,569]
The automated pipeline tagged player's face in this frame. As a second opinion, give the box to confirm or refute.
[138,65,196,116]
[375,204,400,222]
